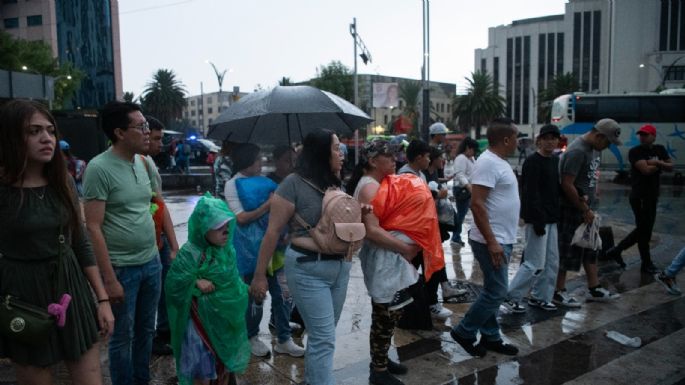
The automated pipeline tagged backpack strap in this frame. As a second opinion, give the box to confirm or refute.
[292,174,324,231]
[296,174,326,195]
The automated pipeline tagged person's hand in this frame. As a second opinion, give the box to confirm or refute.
[169,248,178,261]
[360,203,374,217]
[583,209,595,224]
[401,244,421,262]
[104,278,125,304]
[249,274,269,302]
[533,223,546,236]
[196,279,215,294]
[487,242,504,269]
[97,301,115,338]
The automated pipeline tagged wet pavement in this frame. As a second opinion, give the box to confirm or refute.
[2,182,684,384]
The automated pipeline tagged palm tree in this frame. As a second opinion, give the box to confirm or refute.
[397,80,422,134]
[141,69,187,128]
[452,71,505,139]
[538,73,579,124]
[122,92,136,103]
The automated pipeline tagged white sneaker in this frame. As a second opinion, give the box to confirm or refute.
[441,282,468,299]
[587,287,621,302]
[249,336,270,357]
[429,303,453,320]
[274,337,305,357]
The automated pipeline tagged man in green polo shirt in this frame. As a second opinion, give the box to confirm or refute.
[83,101,161,385]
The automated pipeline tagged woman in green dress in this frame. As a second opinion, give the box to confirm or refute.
[0,100,114,384]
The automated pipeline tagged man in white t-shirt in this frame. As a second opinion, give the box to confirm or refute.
[450,118,521,358]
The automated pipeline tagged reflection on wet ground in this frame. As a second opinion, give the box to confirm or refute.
[1,183,683,384]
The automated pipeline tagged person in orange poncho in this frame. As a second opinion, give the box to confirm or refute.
[347,140,421,385]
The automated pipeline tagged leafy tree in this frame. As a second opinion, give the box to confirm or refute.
[0,30,84,109]
[452,71,505,139]
[141,69,187,128]
[278,77,292,86]
[312,61,353,102]
[537,72,579,124]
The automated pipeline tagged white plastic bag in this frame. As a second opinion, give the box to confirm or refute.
[571,215,603,250]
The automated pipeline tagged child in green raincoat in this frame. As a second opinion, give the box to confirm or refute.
[165,193,250,385]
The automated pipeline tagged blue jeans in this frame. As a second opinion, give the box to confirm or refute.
[666,247,685,278]
[452,240,512,341]
[451,195,471,242]
[508,224,559,304]
[243,268,292,343]
[156,234,171,334]
[109,255,162,385]
[284,246,351,385]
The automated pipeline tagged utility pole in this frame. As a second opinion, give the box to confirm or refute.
[422,0,431,142]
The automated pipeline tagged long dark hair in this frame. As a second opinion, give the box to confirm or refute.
[295,129,341,189]
[0,100,81,240]
[457,137,479,156]
[346,161,370,196]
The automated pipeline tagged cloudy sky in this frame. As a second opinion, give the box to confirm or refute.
[118,0,567,98]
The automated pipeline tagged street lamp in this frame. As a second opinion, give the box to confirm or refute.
[349,18,372,165]
[640,56,685,88]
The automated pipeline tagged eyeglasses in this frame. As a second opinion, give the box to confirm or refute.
[128,121,150,133]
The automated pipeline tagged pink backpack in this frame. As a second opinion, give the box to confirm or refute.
[294,177,366,260]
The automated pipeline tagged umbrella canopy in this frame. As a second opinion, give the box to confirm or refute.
[207,85,373,144]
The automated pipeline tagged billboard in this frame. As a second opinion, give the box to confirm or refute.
[372,82,399,108]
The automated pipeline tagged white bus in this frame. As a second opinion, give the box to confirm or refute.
[551,93,685,171]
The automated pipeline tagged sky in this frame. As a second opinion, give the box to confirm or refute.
[118,0,568,98]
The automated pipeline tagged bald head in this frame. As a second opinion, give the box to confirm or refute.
[486,117,517,146]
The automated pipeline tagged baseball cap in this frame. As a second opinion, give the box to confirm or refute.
[362,140,397,159]
[211,217,232,230]
[59,140,70,150]
[429,122,449,136]
[637,124,656,136]
[594,118,622,146]
[538,124,560,138]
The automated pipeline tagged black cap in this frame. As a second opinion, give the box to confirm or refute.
[538,124,560,138]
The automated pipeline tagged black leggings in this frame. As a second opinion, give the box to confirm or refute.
[616,195,658,263]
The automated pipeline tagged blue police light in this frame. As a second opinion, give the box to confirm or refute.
[189,135,197,140]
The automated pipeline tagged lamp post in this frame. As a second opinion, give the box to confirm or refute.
[640,56,685,89]
[206,60,232,114]
[349,18,372,165]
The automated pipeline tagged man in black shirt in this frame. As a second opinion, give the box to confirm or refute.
[504,124,561,313]
[607,124,673,273]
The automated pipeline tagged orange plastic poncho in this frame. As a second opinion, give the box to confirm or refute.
[371,174,445,281]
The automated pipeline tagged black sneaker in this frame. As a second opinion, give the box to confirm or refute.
[527,298,558,311]
[552,290,582,308]
[388,289,413,311]
[641,262,660,274]
[587,286,620,302]
[152,337,173,356]
[605,246,626,268]
[369,369,405,385]
[369,360,408,375]
[387,359,408,375]
[450,329,486,357]
[476,339,519,356]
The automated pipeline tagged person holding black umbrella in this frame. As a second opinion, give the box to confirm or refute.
[249,129,350,385]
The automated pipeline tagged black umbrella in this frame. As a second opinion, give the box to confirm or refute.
[206,85,373,144]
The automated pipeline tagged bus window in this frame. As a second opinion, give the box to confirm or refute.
[597,97,639,122]
[575,98,597,122]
